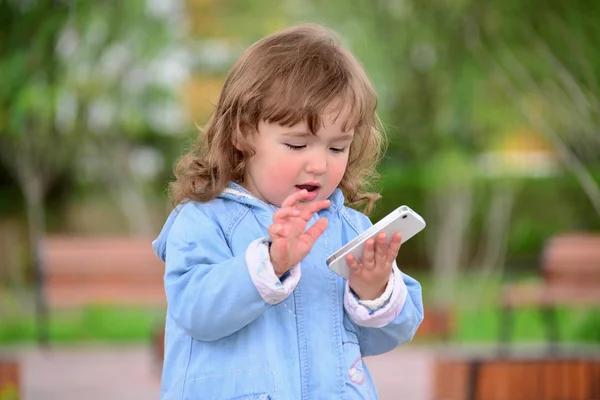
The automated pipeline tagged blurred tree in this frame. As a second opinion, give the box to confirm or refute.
[0,0,186,343]
[303,0,600,305]
[0,0,81,344]
[467,0,600,214]
[61,0,188,234]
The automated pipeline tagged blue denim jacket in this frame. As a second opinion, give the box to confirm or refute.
[153,183,424,400]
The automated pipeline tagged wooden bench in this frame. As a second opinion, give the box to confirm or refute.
[40,236,166,359]
[434,351,600,400]
[43,236,166,309]
[0,358,20,400]
[499,233,600,353]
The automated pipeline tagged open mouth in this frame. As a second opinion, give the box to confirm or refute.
[295,184,320,192]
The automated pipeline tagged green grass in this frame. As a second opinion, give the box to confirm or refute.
[1,276,598,345]
[413,272,600,344]
[455,307,600,343]
[0,305,164,344]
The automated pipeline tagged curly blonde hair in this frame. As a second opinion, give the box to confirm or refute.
[170,24,386,215]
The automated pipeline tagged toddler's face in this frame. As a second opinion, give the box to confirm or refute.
[241,109,354,208]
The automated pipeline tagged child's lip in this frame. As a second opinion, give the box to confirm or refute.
[295,183,321,199]
[296,187,320,200]
[296,182,321,188]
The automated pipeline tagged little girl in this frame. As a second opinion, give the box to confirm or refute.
[153,24,424,400]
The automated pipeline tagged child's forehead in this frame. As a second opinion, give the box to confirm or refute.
[262,99,359,134]
[266,113,356,138]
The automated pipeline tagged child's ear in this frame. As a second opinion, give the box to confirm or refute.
[233,124,256,151]
[232,130,246,152]
[232,133,242,151]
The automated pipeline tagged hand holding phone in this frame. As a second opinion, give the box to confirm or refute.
[326,206,426,280]
[345,231,403,300]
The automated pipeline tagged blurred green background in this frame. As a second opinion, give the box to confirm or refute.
[1,0,599,346]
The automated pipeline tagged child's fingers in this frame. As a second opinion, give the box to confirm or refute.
[268,223,288,238]
[362,239,375,270]
[346,254,362,274]
[375,232,387,268]
[282,189,308,209]
[299,200,330,221]
[301,217,328,245]
[386,232,402,264]
[273,207,300,223]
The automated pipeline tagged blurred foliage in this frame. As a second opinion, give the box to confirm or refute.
[373,167,600,271]
[1,0,599,297]
[0,0,182,182]
[304,0,600,163]
[0,0,190,237]
[1,278,598,345]
[0,0,599,345]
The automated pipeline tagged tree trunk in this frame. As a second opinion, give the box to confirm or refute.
[471,182,518,306]
[428,183,473,306]
[474,182,517,275]
[99,141,154,236]
[21,162,49,346]
[116,179,154,236]
[0,219,26,292]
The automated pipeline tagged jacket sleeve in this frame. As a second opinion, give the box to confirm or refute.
[344,262,408,327]
[356,272,423,356]
[344,209,425,357]
[163,204,299,342]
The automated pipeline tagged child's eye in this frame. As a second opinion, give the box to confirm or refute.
[285,144,306,151]
[330,147,346,153]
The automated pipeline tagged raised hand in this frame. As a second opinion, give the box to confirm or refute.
[269,190,330,277]
[346,232,402,300]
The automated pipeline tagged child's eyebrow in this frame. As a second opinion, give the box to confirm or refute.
[334,133,354,141]
[282,131,311,138]
[281,132,354,140]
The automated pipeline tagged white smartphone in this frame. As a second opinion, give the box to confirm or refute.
[326,206,426,280]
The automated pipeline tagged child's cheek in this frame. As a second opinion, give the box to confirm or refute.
[266,162,298,189]
[329,158,348,185]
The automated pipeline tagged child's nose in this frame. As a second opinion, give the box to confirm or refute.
[305,155,327,175]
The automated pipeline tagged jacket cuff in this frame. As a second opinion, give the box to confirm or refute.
[246,237,301,304]
[344,264,408,328]
[357,270,395,311]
